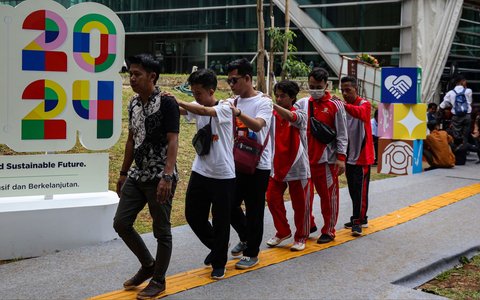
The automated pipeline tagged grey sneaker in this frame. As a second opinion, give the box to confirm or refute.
[235,256,259,269]
[231,241,247,257]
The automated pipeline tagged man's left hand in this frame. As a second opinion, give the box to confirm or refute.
[156,179,172,204]
[335,160,345,176]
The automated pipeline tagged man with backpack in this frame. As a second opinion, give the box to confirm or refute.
[439,74,473,149]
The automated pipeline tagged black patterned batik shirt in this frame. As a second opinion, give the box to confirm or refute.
[127,87,180,182]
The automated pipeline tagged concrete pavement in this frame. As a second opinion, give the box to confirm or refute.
[0,155,479,299]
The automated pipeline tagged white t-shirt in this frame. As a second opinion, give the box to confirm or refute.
[440,85,473,115]
[185,100,235,179]
[228,92,273,170]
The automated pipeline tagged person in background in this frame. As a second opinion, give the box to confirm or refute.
[427,103,438,123]
[227,58,273,269]
[439,74,472,148]
[176,69,235,280]
[423,120,455,170]
[114,54,180,299]
[336,76,374,237]
[265,80,311,251]
[294,67,348,244]
[371,109,379,165]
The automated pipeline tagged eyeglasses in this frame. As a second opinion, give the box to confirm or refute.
[227,76,244,85]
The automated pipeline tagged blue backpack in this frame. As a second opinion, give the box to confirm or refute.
[453,88,468,116]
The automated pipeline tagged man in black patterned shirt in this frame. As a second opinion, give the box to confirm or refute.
[113,54,180,300]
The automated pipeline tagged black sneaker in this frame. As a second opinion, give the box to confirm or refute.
[204,251,213,266]
[351,224,363,237]
[123,263,155,290]
[136,279,165,300]
[310,226,318,234]
[211,267,226,280]
[344,220,368,229]
[317,234,334,244]
[231,241,247,257]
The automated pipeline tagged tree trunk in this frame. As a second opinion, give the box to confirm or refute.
[256,0,266,93]
[268,0,275,96]
[280,0,290,80]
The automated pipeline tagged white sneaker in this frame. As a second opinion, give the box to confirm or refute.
[266,234,292,247]
[290,242,305,251]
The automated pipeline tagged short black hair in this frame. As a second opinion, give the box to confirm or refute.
[274,80,300,100]
[308,67,329,83]
[340,76,358,88]
[226,58,253,78]
[187,69,217,91]
[454,74,466,85]
[427,103,438,110]
[127,54,161,84]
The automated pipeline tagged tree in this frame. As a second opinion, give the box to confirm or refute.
[268,28,310,79]
[268,0,275,96]
[256,0,266,93]
[281,0,290,80]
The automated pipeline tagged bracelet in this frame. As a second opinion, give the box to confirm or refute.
[120,170,128,176]
[236,109,242,117]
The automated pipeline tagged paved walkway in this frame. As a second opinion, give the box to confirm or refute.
[0,156,479,299]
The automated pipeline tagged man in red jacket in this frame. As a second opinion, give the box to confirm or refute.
[295,68,348,244]
[338,76,375,236]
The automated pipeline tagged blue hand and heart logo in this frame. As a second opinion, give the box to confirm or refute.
[381,68,420,104]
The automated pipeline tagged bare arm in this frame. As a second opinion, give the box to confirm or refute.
[157,132,179,203]
[273,103,295,122]
[229,103,266,132]
[116,131,134,197]
[177,100,217,117]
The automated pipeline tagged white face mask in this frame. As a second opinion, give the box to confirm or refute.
[309,89,325,100]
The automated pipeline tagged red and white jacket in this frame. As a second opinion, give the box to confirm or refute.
[270,106,310,182]
[295,92,348,165]
[344,96,375,166]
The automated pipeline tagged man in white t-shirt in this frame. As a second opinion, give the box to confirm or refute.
[226,58,273,269]
[176,69,235,280]
[440,74,473,148]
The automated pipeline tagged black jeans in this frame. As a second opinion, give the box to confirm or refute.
[185,171,235,269]
[345,164,371,223]
[231,168,270,257]
[113,177,176,282]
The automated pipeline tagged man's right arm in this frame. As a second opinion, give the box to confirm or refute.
[116,131,134,197]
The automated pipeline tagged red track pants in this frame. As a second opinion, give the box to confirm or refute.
[310,163,339,238]
[266,177,311,243]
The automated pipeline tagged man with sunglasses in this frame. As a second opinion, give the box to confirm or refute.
[226,58,273,269]
[295,67,348,244]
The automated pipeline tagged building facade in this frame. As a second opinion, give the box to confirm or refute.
[2,0,480,103]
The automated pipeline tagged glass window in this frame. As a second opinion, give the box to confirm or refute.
[208,31,258,53]
[327,29,400,53]
[303,3,401,28]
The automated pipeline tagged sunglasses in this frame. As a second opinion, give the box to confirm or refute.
[227,76,244,85]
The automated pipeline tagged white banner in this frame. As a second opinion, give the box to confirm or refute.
[0,153,108,197]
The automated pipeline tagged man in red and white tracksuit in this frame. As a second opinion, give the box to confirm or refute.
[338,76,375,236]
[295,68,348,244]
[266,80,311,251]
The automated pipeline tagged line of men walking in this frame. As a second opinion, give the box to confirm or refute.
[113,54,374,299]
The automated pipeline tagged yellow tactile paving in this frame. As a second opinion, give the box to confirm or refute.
[90,183,480,300]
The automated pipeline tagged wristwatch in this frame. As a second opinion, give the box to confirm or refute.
[162,173,173,182]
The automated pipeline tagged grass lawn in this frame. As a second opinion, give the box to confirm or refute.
[0,74,393,234]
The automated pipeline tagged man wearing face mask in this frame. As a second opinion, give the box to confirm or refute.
[294,67,348,244]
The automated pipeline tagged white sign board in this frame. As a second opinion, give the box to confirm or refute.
[0,153,108,197]
[339,56,381,103]
[0,0,125,152]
